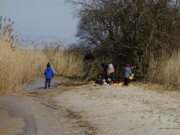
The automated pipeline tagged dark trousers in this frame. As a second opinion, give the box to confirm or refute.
[45,79,51,89]
[124,78,129,86]
[83,62,92,79]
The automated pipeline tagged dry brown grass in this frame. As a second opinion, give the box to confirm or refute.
[0,39,48,95]
[46,49,84,77]
[0,19,84,95]
[0,17,84,95]
[147,52,180,89]
[0,39,84,95]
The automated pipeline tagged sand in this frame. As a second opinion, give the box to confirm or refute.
[54,85,180,135]
[0,111,24,135]
[0,96,73,135]
[0,84,180,135]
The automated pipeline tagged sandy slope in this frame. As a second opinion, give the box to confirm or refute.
[54,85,180,135]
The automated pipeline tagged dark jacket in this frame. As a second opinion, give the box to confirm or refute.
[84,54,95,61]
[45,63,54,79]
[109,72,115,82]
[124,66,132,78]
[102,67,115,82]
[102,64,108,79]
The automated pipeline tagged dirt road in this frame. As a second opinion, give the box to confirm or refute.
[0,84,180,135]
[54,85,180,135]
[0,95,75,135]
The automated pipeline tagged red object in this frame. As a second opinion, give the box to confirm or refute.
[126,64,130,66]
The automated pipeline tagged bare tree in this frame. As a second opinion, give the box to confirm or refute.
[67,0,180,79]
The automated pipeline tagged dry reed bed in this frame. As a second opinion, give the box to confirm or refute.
[47,50,84,77]
[0,39,84,95]
[0,16,83,94]
[148,52,180,89]
[0,40,48,94]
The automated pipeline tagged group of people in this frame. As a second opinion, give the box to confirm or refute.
[96,63,133,86]
[43,50,133,89]
[83,50,133,86]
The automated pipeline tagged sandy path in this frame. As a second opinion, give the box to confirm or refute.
[0,84,179,135]
[0,96,74,135]
[53,85,180,135]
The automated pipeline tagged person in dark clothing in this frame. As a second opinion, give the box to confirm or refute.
[97,64,108,85]
[84,50,95,61]
[124,63,132,86]
[44,62,54,89]
[101,64,115,84]
[83,50,95,79]
[106,64,115,83]
[101,64,108,81]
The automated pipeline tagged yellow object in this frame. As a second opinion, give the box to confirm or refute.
[129,75,134,80]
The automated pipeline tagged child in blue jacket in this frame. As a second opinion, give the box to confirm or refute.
[44,62,54,89]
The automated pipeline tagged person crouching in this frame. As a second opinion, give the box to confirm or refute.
[107,64,115,83]
[44,62,54,89]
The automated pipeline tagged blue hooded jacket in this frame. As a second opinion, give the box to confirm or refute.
[45,63,54,79]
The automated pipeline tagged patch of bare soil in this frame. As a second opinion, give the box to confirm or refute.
[135,82,180,93]
[19,82,180,135]
[52,84,180,135]
[58,81,90,87]
[42,100,96,135]
[23,86,97,135]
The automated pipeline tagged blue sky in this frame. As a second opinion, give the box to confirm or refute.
[0,0,78,45]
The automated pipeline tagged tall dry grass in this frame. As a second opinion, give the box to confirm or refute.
[0,39,84,95]
[0,17,84,95]
[0,39,48,94]
[147,52,180,88]
[43,41,84,78]
[47,50,84,77]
